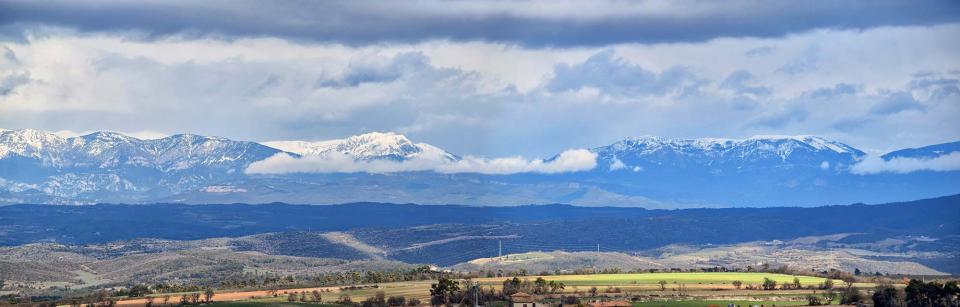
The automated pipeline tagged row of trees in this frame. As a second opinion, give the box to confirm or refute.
[501,277,565,295]
[218,266,443,290]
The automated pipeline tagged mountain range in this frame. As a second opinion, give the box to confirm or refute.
[1,128,958,207]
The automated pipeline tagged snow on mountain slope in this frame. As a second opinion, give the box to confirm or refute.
[881,141,960,160]
[591,135,865,171]
[2,128,957,206]
[0,129,281,171]
[0,128,70,166]
[0,129,282,202]
[264,132,457,162]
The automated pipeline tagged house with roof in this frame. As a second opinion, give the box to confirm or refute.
[509,292,538,307]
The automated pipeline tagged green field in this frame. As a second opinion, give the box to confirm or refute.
[631,300,810,307]
[476,272,834,286]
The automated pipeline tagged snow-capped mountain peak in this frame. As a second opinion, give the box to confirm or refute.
[0,129,68,161]
[263,132,457,162]
[595,134,865,171]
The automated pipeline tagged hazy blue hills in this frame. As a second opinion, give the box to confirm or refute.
[1,194,957,247]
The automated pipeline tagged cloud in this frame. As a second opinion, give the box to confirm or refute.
[246,149,597,175]
[546,50,699,97]
[1,24,959,157]
[869,91,926,115]
[850,152,960,174]
[2,0,957,47]
[609,157,626,171]
[721,70,770,96]
[318,52,443,88]
[0,72,29,96]
[437,149,598,175]
[807,83,860,100]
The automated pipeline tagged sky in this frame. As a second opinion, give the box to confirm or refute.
[0,0,959,157]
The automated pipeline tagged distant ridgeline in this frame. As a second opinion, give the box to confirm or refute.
[2,129,959,207]
[0,194,957,247]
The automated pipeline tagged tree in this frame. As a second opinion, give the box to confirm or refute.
[589,286,598,297]
[501,277,521,296]
[534,278,548,294]
[145,297,155,307]
[872,284,903,307]
[429,277,460,306]
[821,279,834,290]
[162,295,171,306]
[407,298,421,306]
[548,281,565,294]
[905,279,960,307]
[658,280,667,291]
[731,280,742,290]
[839,281,863,305]
[792,277,801,289]
[761,278,777,290]
[180,294,190,306]
[203,288,215,303]
[338,294,353,304]
[311,290,322,302]
[288,292,298,302]
[388,296,406,306]
[806,295,825,306]
[129,285,152,297]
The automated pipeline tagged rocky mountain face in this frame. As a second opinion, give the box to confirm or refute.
[0,129,281,203]
[591,135,865,173]
[0,129,958,207]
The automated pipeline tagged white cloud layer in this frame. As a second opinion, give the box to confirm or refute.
[245,149,597,175]
[850,152,960,174]
[0,24,958,156]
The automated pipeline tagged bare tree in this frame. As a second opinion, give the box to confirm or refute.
[204,288,215,303]
[145,296,155,307]
[658,280,667,291]
[311,290,322,302]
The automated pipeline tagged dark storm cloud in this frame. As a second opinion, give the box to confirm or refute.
[1,0,958,47]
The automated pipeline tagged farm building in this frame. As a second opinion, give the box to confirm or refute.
[510,292,538,307]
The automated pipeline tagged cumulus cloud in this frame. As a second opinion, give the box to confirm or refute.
[246,149,597,175]
[2,24,959,156]
[437,149,598,175]
[1,0,958,46]
[869,91,925,115]
[850,152,960,174]
[546,50,699,97]
[609,157,626,171]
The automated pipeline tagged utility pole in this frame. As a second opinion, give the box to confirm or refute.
[474,281,480,307]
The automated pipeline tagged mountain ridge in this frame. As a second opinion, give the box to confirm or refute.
[1,128,958,207]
